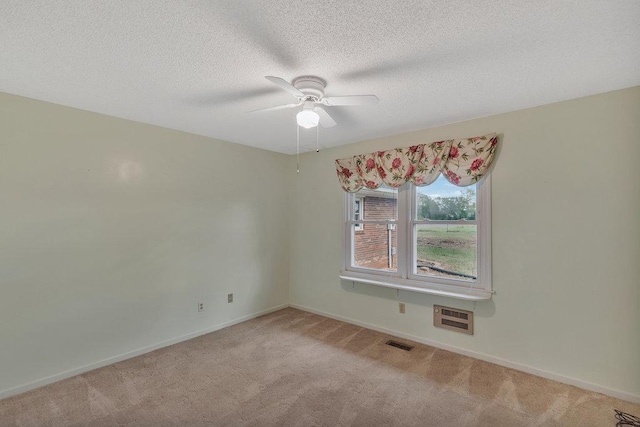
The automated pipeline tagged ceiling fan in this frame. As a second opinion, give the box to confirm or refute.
[250,76,379,129]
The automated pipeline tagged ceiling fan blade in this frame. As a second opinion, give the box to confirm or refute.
[215,4,297,69]
[265,76,305,98]
[322,95,379,106]
[314,107,337,128]
[248,102,301,113]
[185,87,280,106]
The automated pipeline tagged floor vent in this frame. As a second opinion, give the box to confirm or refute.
[434,305,474,335]
[386,340,414,351]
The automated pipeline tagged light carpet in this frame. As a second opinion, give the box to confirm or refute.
[1,308,638,426]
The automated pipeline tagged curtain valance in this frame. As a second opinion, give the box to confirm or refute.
[335,133,499,192]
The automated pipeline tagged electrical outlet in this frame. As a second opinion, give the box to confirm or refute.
[198,302,204,312]
[399,302,405,314]
[227,293,233,303]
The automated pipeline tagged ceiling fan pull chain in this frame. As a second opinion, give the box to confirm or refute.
[296,123,300,174]
[316,125,319,153]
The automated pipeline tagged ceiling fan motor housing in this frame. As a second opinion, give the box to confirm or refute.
[292,76,326,100]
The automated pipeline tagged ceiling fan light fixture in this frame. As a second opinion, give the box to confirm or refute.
[296,109,320,129]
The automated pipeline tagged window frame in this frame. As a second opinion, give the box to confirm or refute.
[354,196,364,232]
[341,177,492,301]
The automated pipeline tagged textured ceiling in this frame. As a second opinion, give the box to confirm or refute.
[1,1,639,154]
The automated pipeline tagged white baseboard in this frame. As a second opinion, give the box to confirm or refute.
[0,304,289,400]
[290,303,640,404]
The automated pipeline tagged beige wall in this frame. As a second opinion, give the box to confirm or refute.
[0,93,290,396]
[289,87,640,399]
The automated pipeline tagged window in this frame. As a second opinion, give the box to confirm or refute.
[354,196,364,231]
[342,175,492,300]
[351,187,397,270]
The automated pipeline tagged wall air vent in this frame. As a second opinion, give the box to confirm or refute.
[434,305,474,335]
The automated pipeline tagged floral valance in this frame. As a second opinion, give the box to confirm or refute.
[335,133,499,192]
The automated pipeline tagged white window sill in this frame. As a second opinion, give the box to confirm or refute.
[339,271,493,301]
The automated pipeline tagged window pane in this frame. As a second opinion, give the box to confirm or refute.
[356,186,397,221]
[353,224,397,271]
[415,224,477,280]
[416,175,476,220]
